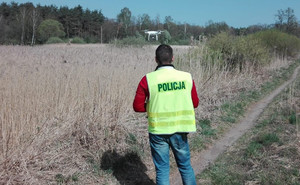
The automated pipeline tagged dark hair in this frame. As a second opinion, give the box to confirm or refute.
[155,44,173,64]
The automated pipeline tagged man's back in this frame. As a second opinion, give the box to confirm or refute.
[146,67,196,135]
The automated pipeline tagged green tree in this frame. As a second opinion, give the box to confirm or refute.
[204,21,230,36]
[117,7,131,36]
[18,5,27,45]
[164,16,174,31]
[140,13,152,30]
[90,10,104,37]
[70,5,83,37]
[58,6,71,38]
[275,7,298,35]
[164,16,178,38]
[37,19,65,43]
[30,6,40,45]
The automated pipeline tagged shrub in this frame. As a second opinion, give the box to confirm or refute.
[71,37,86,44]
[237,35,270,68]
[4,39,19,45]
[46,37,65,44]
[159,30,171,44]
[207,32,270,70]
[84,36,98,43]
[38,19,65,43]
[253,29,300,58]
[256,133,280,146]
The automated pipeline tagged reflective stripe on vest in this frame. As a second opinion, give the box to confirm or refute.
[146,68,196,134]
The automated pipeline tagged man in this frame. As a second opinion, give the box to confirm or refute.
[133,44,199,185]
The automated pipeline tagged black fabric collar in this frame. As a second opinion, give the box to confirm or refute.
[155,64,175,71]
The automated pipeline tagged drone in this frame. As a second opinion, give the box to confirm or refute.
[144,30,164,41]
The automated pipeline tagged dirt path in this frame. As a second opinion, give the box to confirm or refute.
[170,65,300,185]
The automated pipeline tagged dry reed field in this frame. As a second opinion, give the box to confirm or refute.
[0,44,293,184]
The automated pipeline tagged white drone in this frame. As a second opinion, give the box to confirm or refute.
[144,30,164,41]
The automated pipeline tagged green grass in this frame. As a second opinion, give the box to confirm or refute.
[55,173,79,184]
[198,119,217,137]
[191,119,217,151]
[126,132,137,145]
[86,153,105,176]
[125,132,146,157]
[255,133,280,146]
[245,141,263,158]
[220,102,245,123]
[190,135,206,151]
[289,111,297,124]
[204,164,245,185]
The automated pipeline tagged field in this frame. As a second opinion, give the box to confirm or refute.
[0,44,295,184]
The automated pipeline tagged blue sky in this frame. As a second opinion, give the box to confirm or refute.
[1,0,300,28]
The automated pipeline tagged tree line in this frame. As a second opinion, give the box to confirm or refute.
[0,2,299,45]
[0,2,104,44]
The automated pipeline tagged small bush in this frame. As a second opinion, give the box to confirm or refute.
[288,112,296,124]
[55,174,65,184]
[6,39,19,45]
[126,133,137,145]
[245,141,263,157]
[71,37,86,44]
[237,35,270,67]
[38,19,65,43]
[198,119,216,137]
[256,133,280,146]
[46,37,65,44]
[84,36,98,43]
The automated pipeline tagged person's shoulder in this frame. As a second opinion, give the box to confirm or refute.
[175,69,192,76]
[146,70,157,77]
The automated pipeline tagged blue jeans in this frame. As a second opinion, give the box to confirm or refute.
[149,133,196,185]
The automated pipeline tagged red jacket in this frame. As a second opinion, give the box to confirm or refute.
[133,70,199,112]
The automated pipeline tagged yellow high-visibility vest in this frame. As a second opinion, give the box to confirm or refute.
[146,67,196,134]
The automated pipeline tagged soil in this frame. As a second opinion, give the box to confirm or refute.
[170,65,300,185]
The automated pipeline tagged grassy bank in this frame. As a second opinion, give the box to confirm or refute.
[190,60,300,151]
[197,62,300,185]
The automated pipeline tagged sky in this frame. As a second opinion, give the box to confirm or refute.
[1,0,300,28]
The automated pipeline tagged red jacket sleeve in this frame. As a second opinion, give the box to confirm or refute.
[133,76,148,112]
[191,80,199,108]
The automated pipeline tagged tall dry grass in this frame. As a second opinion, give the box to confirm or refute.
[175,45,292,122]
[0,44,293,184]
